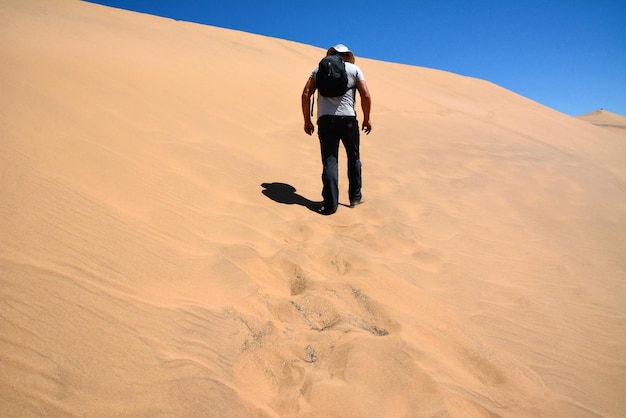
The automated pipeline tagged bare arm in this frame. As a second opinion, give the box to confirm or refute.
[301,77,316,135]
[356,79,372,134]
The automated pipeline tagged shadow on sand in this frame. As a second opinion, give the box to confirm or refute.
[261,182,320,212]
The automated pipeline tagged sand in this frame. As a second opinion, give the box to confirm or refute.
[577,109,626,138]
[1,1,625,417]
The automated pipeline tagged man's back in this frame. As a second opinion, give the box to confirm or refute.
[311,61,365,118]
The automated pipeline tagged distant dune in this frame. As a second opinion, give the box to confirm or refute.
[1,1,625,417]
[577,109,626,137]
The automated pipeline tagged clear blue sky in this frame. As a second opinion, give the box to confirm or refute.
[87,0,625,116]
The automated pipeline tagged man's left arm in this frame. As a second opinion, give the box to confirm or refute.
[356,80,372,134]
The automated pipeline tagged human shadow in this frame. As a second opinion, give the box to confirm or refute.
[261,182,320,212]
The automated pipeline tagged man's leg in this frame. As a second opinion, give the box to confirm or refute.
[341,117,362,205]
[318,116,341,213]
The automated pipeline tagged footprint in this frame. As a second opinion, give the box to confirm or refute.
[350,288,390,336]
[268,255,311,296]
[288,275,308,296]
[462,350,506,386]
[412,248,445,273]
[291,295,341,331]
[331,253,351,275]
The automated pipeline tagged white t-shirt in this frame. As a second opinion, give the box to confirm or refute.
[311,61,365,118]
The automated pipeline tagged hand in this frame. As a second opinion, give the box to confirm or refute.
[362,120,372,135]
[304,120,315,135]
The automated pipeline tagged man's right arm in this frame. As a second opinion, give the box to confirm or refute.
[301,77,316,135]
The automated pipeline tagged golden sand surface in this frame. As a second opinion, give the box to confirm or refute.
[1,1,625,416]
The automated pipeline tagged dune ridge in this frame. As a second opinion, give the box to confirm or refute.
[577,109,626,137]
[1,1,625,417]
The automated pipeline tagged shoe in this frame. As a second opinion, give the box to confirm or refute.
[349,198,363,208]
[318,205,336,215]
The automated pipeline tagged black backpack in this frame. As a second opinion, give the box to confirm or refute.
[316,54,349,97]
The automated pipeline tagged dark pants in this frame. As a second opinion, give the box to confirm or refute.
[317,115,362,211]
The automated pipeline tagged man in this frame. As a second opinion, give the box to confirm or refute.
[301,44,372,215]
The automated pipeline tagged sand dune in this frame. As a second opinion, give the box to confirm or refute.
[577,109,626,137]
[1,1,625,417]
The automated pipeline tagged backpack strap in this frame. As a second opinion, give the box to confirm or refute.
[344,82,357,110]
